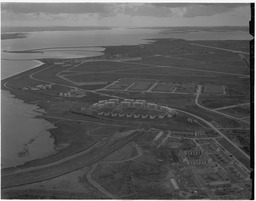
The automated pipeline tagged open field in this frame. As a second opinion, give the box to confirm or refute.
[190,40,249,53]
[70,61,141,72]
[226,84,250,96]
[200,98,248,109]
[218,105,250,118]
[105,82,132,90]
[175,84,196,93]
[127,81,153,91]
[203,85,224,94]
[151,83,175,92]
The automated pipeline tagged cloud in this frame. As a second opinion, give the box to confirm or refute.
[1,3,250,27]
[1,3,113,15]
[2,3,250,18]
[152,3,249,17]
[112,3,175,17]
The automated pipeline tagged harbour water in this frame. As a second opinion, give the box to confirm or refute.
[1,90,56,168]
[1,27,251,168]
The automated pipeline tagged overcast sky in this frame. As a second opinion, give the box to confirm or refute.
[1,3,251,27]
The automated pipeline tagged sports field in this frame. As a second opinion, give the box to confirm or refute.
[203,85,224,94]
[151,83,175,92]
[128,81,153,91]
[106,82,132,90]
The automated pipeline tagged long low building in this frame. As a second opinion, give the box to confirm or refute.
[90,99,176,113]
[88,98,177,119]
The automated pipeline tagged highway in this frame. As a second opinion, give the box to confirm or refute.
[214,102,250,111]
[2,58,251,190]
[2,141,102,176]
[2,130,142,189]
[193,86,250,160]
[117,61,248,77]
[86,142,143,198]
[86,164,117,199]
[195,85,249,125]
[190,43,250,55]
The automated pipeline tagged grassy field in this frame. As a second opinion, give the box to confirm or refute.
[151,83,175,92]
[175,84,196,93]
[70,61,141,72]
[219,105,250,118]
[128,81,153,91]
[200,98,247,109]
[106,82,132,90]
[203,85,224,94]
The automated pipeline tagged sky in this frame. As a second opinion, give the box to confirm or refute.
[1,3,251,27]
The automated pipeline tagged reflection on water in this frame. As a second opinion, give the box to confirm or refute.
[1,90,56,168]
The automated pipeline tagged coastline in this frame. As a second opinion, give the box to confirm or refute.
[1,59,45,81]
[1,37,250,171]
[1,50,107,171]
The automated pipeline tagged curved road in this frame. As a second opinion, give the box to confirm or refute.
[2,58,250,190]
[86,142,143,198]
[195,85,249,125]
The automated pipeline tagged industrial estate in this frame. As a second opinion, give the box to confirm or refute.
[1,34,252,199]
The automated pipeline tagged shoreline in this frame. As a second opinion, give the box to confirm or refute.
[1,51,107,170]
[1,59,45,81]
[1,37,250,171]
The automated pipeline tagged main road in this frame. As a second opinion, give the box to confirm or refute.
[192,85,250,159]
[195,85,249,125]
[190,43,250,55]
[2,130,143,189]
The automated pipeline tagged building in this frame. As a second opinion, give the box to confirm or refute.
[158,115,165,119]
[208,180,231,189]
[184,147,202,156]
[124,99,134,102]
[105,101,115,108]
[126,113,133,118]
[133,101,144,108]
[149,115,156,119]
[103,112,110,116]
[178,149,212,166]
[232,163,250,180]
[147,103,158,110]
[195,130,206,137]
[98,100,108,104]
[111,113,117,117]
[118,113,125,117]
[134,114,140,118]
[90,98,177,120]
[97,103,105,109]
[120,101,130,108]
[109,99,119,104]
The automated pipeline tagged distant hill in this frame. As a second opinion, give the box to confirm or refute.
[1,33,27,40]
[1,26,113,33]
